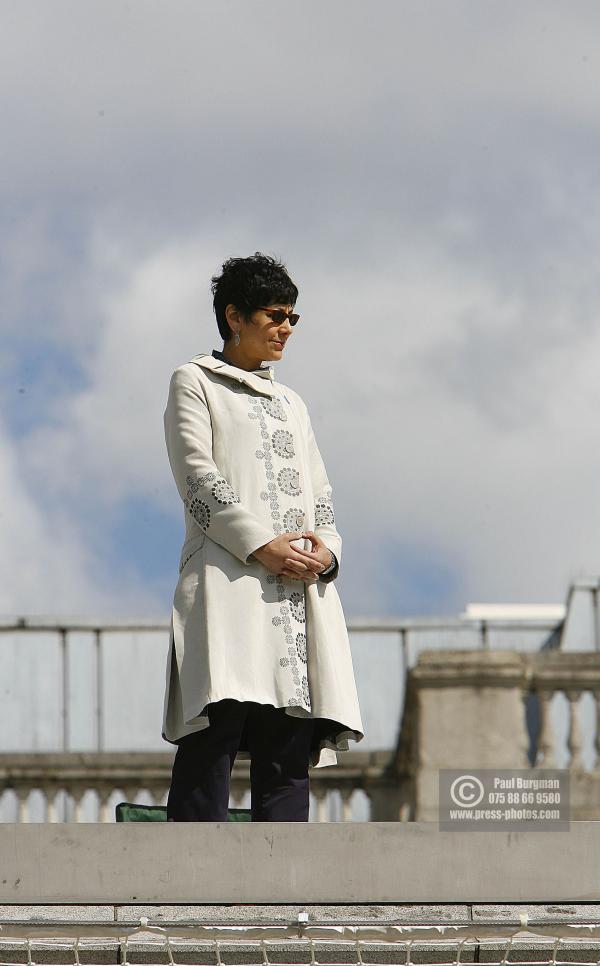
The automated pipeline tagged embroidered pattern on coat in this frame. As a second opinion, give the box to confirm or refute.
[185,471,216,493]
[301,675,310,703]
[315,493,335,526]
[277,467,302,496]
[283,507,305,532]
[187,497,210,531]
[289,591,306,623]
[212,480,240,505]
[260,396,287,421]
[272,429,295,459]
[248,393,311,711]
[183,471,240,531]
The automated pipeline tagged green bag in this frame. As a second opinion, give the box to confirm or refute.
[115,802,251,822]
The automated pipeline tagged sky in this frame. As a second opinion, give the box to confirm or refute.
[2,0,600,620]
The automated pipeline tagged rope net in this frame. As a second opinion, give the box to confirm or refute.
[4,918,600,966]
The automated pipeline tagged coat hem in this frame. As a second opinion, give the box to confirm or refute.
[161,696,364,769]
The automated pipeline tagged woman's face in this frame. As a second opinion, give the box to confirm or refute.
[250,304,295,359]
[227,302,297,364]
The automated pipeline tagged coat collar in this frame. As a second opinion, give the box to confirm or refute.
[189,352,277,397]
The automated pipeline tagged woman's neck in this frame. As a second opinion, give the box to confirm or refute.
[219,344,265,371]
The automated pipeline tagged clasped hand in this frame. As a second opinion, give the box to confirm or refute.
[253,531,331,582]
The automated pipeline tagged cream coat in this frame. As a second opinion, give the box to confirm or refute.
[161,352,364,767]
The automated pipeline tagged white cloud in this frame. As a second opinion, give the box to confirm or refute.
[0,408,161,617]
[6,218,599,618]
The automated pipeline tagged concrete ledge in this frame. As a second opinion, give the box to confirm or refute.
[4,904,600,926]
[1,823,600,904]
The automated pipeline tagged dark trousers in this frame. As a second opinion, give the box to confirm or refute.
[166,698,316,821]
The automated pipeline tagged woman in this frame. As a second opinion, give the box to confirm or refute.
[163,252,364,821]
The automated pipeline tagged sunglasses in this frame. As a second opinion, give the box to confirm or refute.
[258,306,300,326]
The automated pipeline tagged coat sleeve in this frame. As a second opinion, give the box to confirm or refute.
[164,365,277,565]
[305,408,342,582]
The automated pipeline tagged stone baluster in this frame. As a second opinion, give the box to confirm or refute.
[150,787,169,807]
[16,787,30,823]
[312,785,329,823]
[97,787,113,823]
[123,785,140,805]
[340,787,354,822]
[231,788,247,809]
[399,800,412,822]
[70,787,86,823]
[565,688,584,770]
[595,689,600,770]
[535,689,556,767]
[45,787,61,822]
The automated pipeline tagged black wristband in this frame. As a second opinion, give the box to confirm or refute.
[317,550,338,582]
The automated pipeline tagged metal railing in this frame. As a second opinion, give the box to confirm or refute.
[0,611,565,755]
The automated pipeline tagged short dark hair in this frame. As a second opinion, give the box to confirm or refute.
[210,252,299,342]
